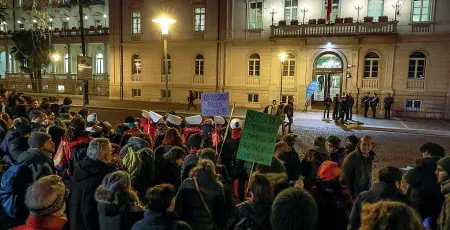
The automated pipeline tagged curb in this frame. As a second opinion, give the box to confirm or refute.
[359,125,450,137]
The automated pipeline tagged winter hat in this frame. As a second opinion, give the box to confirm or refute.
[101,170,131,192]
[256,156,286,174]
[438,156,450,175]
[28,132,51,149]
[378,167,403,184]
[318,160,341,181]
[284,134,297,145]
[213,116,225,125]
[187,133,203,147]
[271,187,318,230]
[166,114,182,126]
[185,115,203,125]
[326,135,341,148]
[313,136,328,153]
[230,118,242,129]
[87,113,98,123]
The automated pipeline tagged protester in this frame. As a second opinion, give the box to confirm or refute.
[279,134,301,182]
[437,156,450,229]
[28,99,41,113]
[348,167,409,230]
[29,110,46,132]
[154,127,188,165]
[342,135,375,198]
[235,173,273,230]
[59,97,72,114]
[270,187,318,230]
[359,201,423,230]
[197,148,230,185]
[344,135,358,155]
[69,138,116,230]
[132,184,191,230]
[154,146,185,189]
[256,154,290,196]
[326,135,346,168]
[1,117,32,162]
[300,136,330,190]
[181,133,202,181]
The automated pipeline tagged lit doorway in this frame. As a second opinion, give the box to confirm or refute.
[311,53,343,108]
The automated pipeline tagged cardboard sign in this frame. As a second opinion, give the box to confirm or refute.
[201,92,230,116]
[237,110,280,166]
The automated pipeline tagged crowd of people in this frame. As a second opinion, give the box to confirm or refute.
[0,88,446,230]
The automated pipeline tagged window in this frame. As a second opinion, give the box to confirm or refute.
[26,84,32,89]
[162,55,172,75]
[42,84,48,91]
[248,53,260,76]
[62,21,69,29]
[161,90,171,98]
[412,0,430,22]
[63,54,69,73]
[282,95,294,103]
[18,0,23,7]
[0,23,6,32]
[368,0,384,20]
[284,0,298,22]
[248,94,259,103]
[132,89,141,97]
[57,85,65,93]
[95,19,102,27]
[408,52,426,79]
[248,0,263,29]
[194,54,204,76]
[364,52,379,78]
[132,12,141,34]
[193,91,203,99]
[325,0,340,21]
[282,53,295,77]
[194,7,206,32]
[96,53,104,74]
[132,54,141,75]
[405,100,422,111]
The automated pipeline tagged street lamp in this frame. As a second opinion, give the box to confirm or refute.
[278,53,287,102]
[50,53,61,95]
[153,16,176,104]
[51,53,60,62]
[393,0,403,21]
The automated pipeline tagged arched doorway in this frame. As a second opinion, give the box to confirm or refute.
[311,53,343,107]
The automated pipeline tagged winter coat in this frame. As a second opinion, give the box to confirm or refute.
[132,211,191,230]
[68,158,116,230]
[439,180,450,230]
[300,148,331,190]
[174,170,228,230]
[264,172,290,197]
[234,200,271,230]
[122,147,155,200]
[310,180,353,230]
[0,129,29,162]
[119,137,151,159]
[342,148,375,198]
[384,97,394,108]
[347,96,355,107]
[97,195,144,230]
[0,120,10,144]
[278,148,301,181]
[17,148,55,181]
[53,135,91,176]
[181,152,199,181]
[12,215,67,230]
[406,157,444,223]
[154,144,189,164]
[47,125,66,156]
[11,105,28,119]
[154,158,182,189]
[330,147,347,168]
[348,182,409,230]
[30,123,45,132]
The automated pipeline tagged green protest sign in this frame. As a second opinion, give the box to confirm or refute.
[237,110,280,166]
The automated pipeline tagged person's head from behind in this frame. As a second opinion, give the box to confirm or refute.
[272,100,277,105]
[115,123,131,136]
[63,97,72,106]
[31,99,40,109]
[95,171,134,205]
[378,167,403,189]
[164,146,185,166]
[124,116,135,124]
[65,116,86,141]
[318,160,341,182]
[28,132,55,153]
[366,92,370,96]
[198,148,216,164]
[358,135,374,157]
[249,173,273,205]
[25,175,67,219]
[163,127,182,145]
[271,187,318,230]
[421,142,445,159]
[189,159,216,179]
[359,201,422,230]
[146,184,176,213]
[187,133,202,150]
[13,117,32,136]
[87,138,112,163]
[29,110,44,124]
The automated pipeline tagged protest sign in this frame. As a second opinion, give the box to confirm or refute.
[201,92,230,116]
[237,110,280,166]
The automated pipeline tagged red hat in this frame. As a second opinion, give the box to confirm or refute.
[318,160,341,181]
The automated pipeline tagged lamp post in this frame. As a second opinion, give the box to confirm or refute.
[355,5,363,22]
[301,8,308,24]
[392,0,403,21]
[153,17,176,104]
[270,8,277,26]
[278,53,287,102]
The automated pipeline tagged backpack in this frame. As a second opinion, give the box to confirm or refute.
[263,106,270,114]
[67,143,89,175]
[0,161,34,219]
[314,185,350,230]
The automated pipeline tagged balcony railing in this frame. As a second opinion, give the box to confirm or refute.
[406,79,426,91]
[0,27,109,40]
[362,78,379,90]
[270,21,398,38]
[192,75,204,84]
[246,76,260,87]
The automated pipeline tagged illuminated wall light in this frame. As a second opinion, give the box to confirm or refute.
[103,14,107,18]
[84,16,88,20]
[33,19,37,23]
[66,17,70,21]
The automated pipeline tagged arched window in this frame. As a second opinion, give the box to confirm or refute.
[132,54,141,75]
[96,53,104,74]
[63,54,69,73]
[368,0,384,20]
[248,53,260,76]
[282,53,295,77]
[364,52,379,78]
[162,55,172,75]
[408,52,426,79]
[194,54,204,76]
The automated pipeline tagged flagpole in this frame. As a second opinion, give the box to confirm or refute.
[217,102,235,164]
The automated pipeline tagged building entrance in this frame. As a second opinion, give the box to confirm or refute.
[311,53,343,108]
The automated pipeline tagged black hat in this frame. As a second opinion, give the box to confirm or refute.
[187,133,202,148]
[378,167,402,184]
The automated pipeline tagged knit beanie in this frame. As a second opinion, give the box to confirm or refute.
[378,167,403,184]
[313,136,328,153]
[101,171,131,192]
[326,135,341,148]
[256,156,286,174]
[318,160,341,181]
[123,148,146,176]
[28,132,51,149]
[187,133,202,148]
[438,156,450,175]
[271,187,318,230]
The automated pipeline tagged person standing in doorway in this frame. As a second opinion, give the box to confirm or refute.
[332,94,339,120]
[323,95,332,119]
[371,93,379,119]
[347,93,355,120]
[338,95,347,123]
[264,100,278,116]
[343,93,349,121]
[187,90,197,110]
[384,93,394,119]
[362,92,371,117]
[284,98,294,133]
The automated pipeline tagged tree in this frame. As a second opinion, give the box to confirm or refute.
[10,30,52,92]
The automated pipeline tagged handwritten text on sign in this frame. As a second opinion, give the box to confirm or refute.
[201,92,230,116]
[237,110,280,166]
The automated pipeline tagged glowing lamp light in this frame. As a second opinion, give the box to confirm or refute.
[278,53,287,63]
[152,17,176,35]
[51,53,61,62]
[84,16,88,20]
[32,19,37,23]
[49,18,53,22]
[66,17,70,21]
[103,14,107,18]
[17,20,21,24]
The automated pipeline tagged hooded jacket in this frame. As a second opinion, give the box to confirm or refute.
[69,158,116,230]
[300,147,331,190]
[119,137,151,159]
[234,200,271,230]
[0,129,29,162]
[132,211,191,230]
[439,180,450,230]
[348,182,409,230]
[342,148,375,198]
[17,148,55,181]
[96,192,144,230]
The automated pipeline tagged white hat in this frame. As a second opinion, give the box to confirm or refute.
[85,125,102,133]
[166,114,182,126]
[87,113,97,123]
[214,116,225,125]
[230,118,242,129]
[185,115,202,125]
[142,110,163,123]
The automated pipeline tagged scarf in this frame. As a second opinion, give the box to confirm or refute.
[441,180,450,196]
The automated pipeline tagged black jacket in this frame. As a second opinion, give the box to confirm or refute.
[47,125,66,156]
[154,158,182,189]
[97,199,144,230]
[17,148,54,181]
[278,148,301,181]
[324,97,332,107]
[362,96,370,107]
[384,97,394,108]
[342,148,375,198]
[30,122,45,133]
[406,157,444,223]
[69,158,116,230]
[0,129,29,162]
[348,182,409,230]
[132,211,191,230]
[234,200,271,230]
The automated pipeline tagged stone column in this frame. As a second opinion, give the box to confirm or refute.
[104,42,109,78]
[67,44,72,74]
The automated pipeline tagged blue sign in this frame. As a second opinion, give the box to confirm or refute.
[305,81,320,101]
